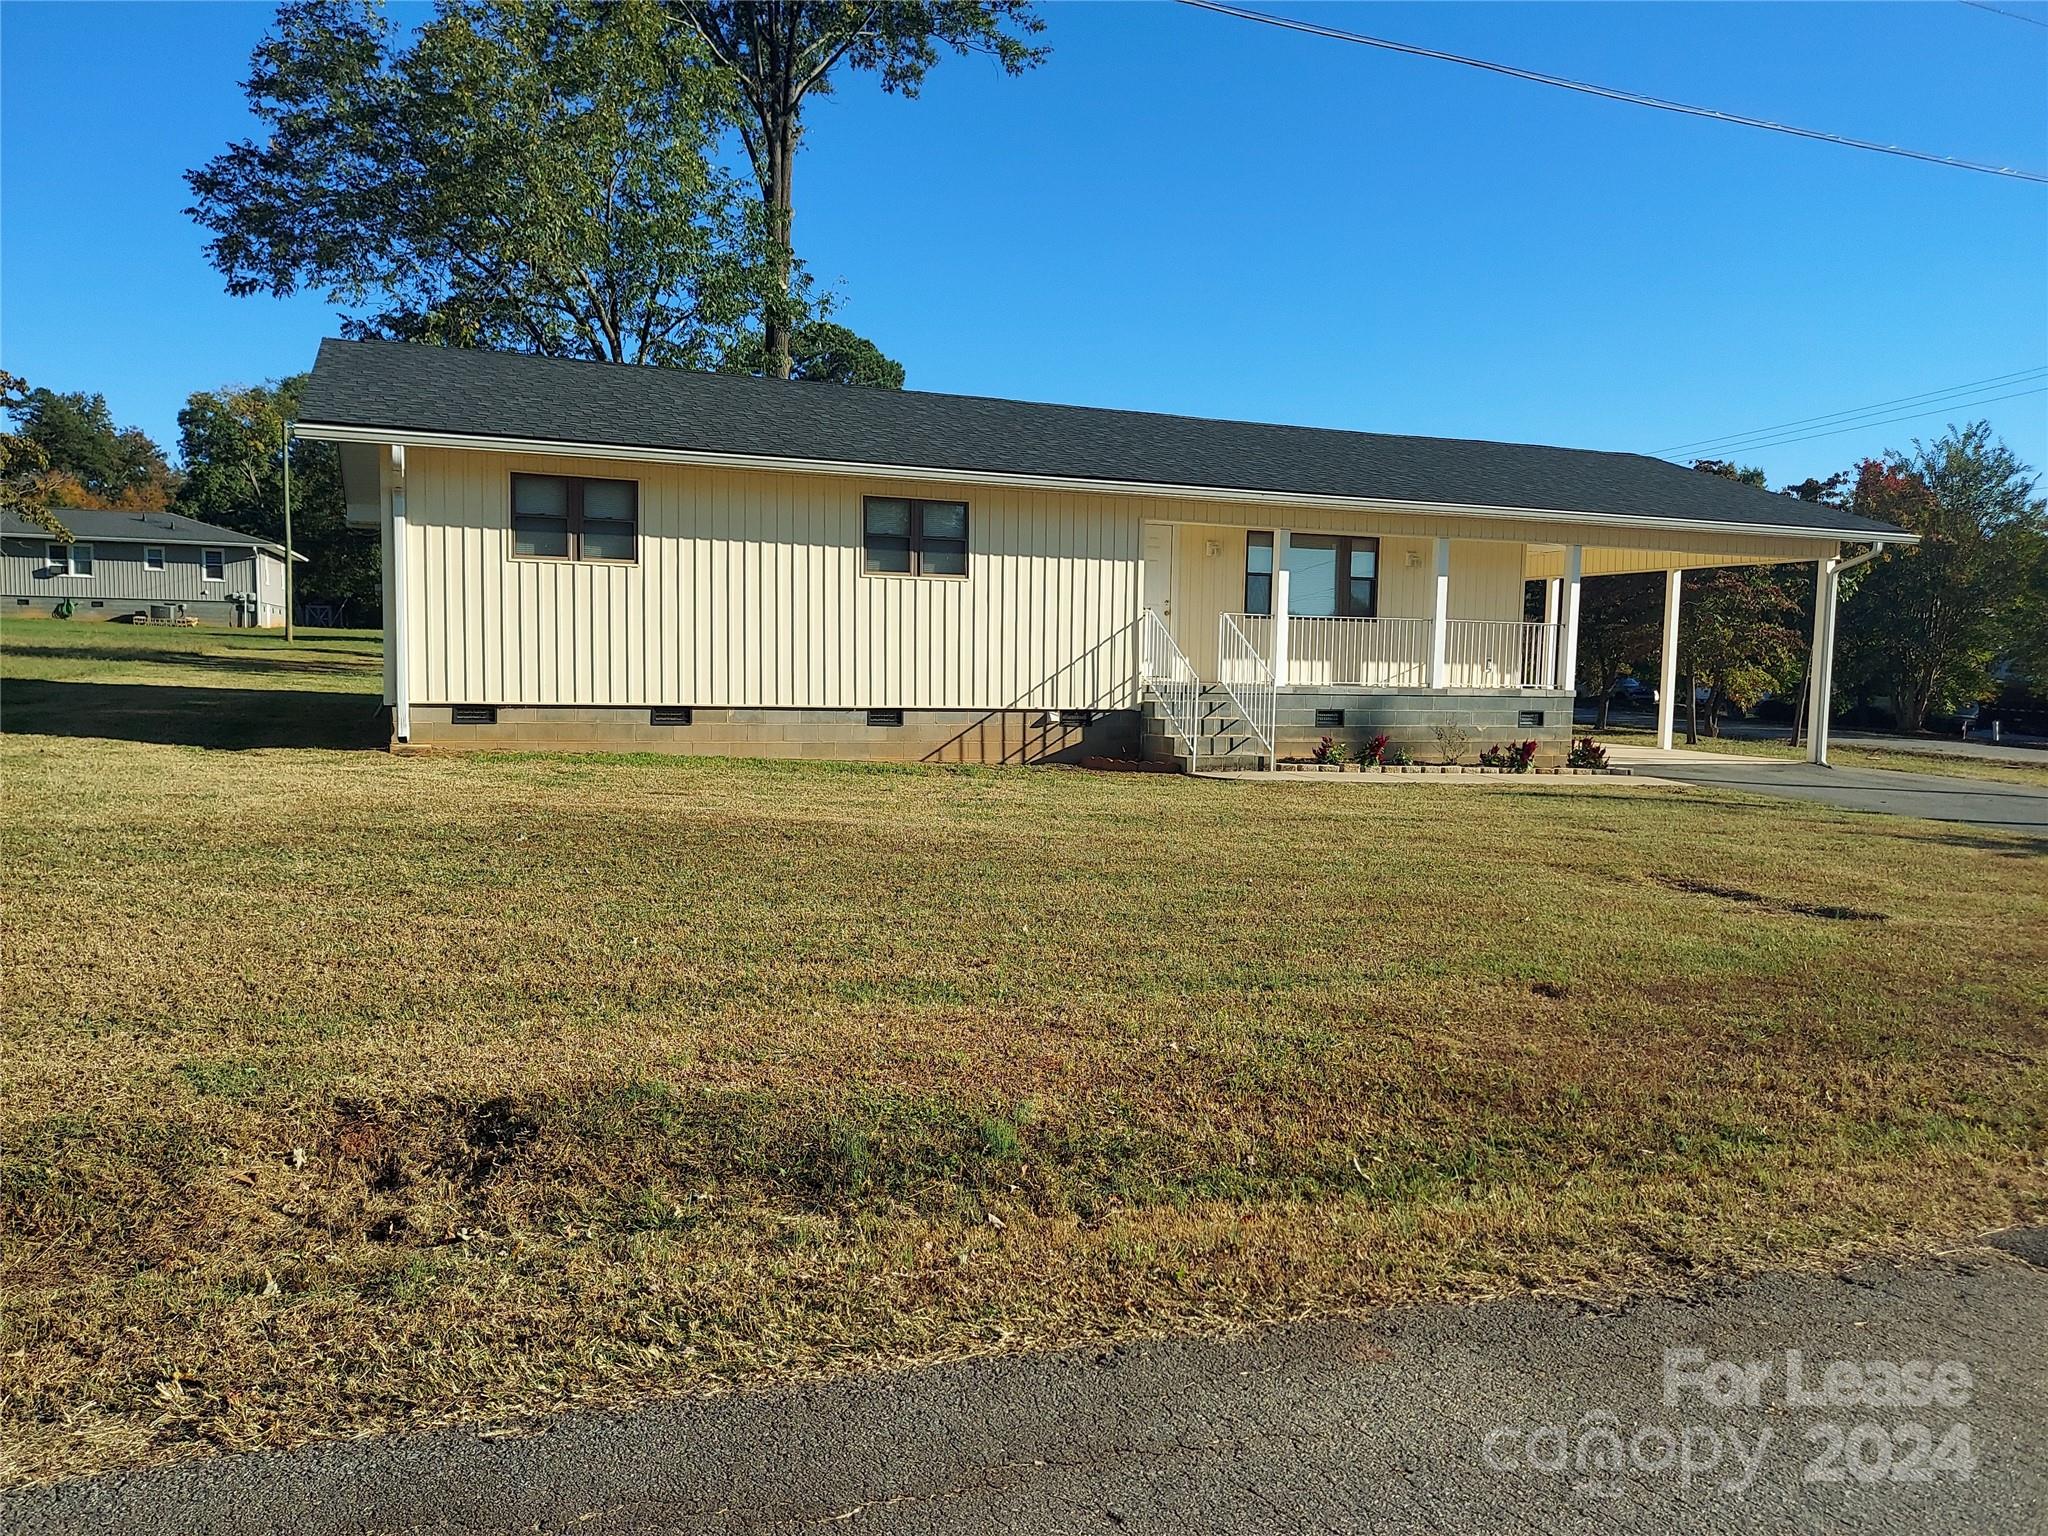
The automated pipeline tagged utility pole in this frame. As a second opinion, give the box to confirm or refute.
[282,418,296,643]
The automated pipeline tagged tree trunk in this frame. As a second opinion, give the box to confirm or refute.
[1685,668,1699,745]
[1596,693,1612,729]
[759,119,796,381]
[1788,667,1808,748]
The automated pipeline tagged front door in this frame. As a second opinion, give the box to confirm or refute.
[1141,522,1175,619]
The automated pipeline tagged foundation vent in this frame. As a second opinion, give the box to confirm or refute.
[866,709,905,728]
[1517,710,1544,729]
[650,708,693,727]
[451,706,498,726]
[1314,708,1345,729]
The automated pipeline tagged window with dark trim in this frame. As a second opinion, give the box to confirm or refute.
[512,472,639,562]
[1246,532,1379,617]
[863,497,968,576]
[1244,532,1273,615]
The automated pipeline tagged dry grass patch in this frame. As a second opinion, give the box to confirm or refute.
[3,621,2046,1485]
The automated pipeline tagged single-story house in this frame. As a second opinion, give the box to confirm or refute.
[1,507,300,628]
[295,338,1912,767]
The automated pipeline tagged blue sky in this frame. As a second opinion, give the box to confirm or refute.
[3,1,2044,488]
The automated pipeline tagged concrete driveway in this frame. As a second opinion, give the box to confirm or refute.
[1605,746,2048,838]
[10,1235,2044,1536]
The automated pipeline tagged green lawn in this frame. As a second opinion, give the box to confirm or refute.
[3,618,2045,1485]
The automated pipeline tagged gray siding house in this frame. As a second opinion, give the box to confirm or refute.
[1,508,299,627]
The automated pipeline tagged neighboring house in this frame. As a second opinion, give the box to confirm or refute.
[296,339,1912,767]
[1,508,300,628]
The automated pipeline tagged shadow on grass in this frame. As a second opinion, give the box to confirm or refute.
[1,641,379,678]
[2,679,387,751]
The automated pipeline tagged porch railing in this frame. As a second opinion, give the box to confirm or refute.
[1282,615,1433,688]
[1445,619,1563,690]
[1215,611,1276,762]
[1139,607,1202,764]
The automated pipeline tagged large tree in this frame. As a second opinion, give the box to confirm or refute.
[5,385,177,510]
[176,379,381,624]
[1573,572,1662,728]
[1674,566,1804,740]
[669,1,1045,379]
[722,319,907,387]
[1678,460,1803,740]
[1838,424,2045,732]
[0,373,71,539]
[188,0,770,367]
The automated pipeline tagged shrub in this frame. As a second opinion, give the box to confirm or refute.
[1358,733,1390,767]
[1429,723,1471,765]
[1310,735,1347,766]
[1382,743,1410,766]
[1477,739,1538,773]
[1566,736,1608,769]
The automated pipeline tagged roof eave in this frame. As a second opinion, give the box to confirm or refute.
[293,421,1918,546]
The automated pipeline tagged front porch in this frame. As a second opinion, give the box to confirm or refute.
[1137,519,1584,768]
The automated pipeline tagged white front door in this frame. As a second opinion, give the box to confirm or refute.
[1141,522,1175,619]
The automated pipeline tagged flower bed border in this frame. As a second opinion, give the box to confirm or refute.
[1273,762,1632,776]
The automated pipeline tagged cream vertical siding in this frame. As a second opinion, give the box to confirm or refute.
[1164,525,1531,673]
[400,448,1143,710]
[393,445,1842,707]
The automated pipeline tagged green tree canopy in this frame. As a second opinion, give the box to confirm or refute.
[1,372,70,539]
[1839,424,2045,732]
[188,0,770,367]
[176,378,381,622]
[5,385,177,509]
[1573,572,1662,727]
[723,320,906,387]
[670,0,1044,378]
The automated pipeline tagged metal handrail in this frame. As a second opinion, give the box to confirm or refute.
[1216,611,1276,763]
[1139,608,1202,765]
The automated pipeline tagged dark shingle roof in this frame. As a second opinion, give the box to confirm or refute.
[1,507,294,555]
[298,339,1906,540]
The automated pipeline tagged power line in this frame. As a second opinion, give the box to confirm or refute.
[1662,385,2048,459]
[1960,1,2048,29]
[1656,366,2048,454]
[1176,0,2048,184]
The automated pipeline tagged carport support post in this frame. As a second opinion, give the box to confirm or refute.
[1428,537,1449,688]
[1558,544,1583,701]
[1806,556,1838,766]
[391,445,411,745]
[1656,568,1682,751]
[1270,529,1292,686]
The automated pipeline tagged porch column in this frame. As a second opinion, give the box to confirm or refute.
[1428,537,1450,688]
[1806,556,1836,765]
[1542,578,1561,689]
[1270,529,1292,686]
[1656,568,1682,750]
[1558,544,1583,700]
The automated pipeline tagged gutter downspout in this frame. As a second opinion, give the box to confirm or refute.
[390,445,411,746]
[1807,541,1886,768]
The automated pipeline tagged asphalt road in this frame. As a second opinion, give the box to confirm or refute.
[10,1232,2043,1536]
[1602,746,2048,837]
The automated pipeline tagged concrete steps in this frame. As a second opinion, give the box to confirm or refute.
[1140,688,1270,771]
